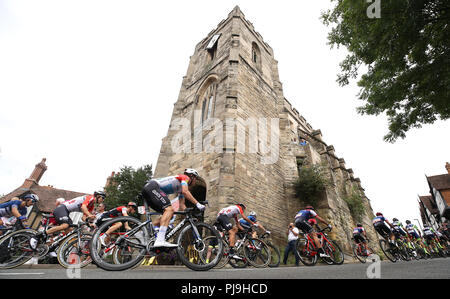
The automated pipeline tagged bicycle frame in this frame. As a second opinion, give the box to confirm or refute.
[303,229,336,256]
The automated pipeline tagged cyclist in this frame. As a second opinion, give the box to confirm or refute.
[141,168,205,248]
[392,218,411,248]
[238,211,270,239]
[215,203,255,259]
[405,220,429,254]
[97,202,139,245]
[0,194,39,230]
[294,205,331,258]
[372,212,396,246]
[352,223,370,255]
[423,224,444,253]
[30,191,106,249]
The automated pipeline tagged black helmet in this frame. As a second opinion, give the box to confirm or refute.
[393,218,398,222]
[94,191,106,199]
[406,220,411,224]
[356,223,362,227]
[305,205,314,210]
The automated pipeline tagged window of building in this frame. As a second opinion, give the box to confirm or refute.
[201,83,217,122]
[206,34,221,61]
[251,42,261,70]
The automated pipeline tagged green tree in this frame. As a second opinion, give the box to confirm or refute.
[294,163,331,206]
[321,0,450,142]
[104,164,153,209]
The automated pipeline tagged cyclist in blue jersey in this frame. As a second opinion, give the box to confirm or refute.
[352,223,370,255]
[238,211,270,239]
[294,205,331,258]
[0,194,39,230]
[141,168,205,248]
[372,212,396,245]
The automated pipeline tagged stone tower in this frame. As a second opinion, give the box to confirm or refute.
[154,6,379,251]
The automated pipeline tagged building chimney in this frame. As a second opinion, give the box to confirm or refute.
[446,162,450,174]
[22,158,47,189]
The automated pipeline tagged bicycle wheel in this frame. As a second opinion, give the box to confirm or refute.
[352,244,367,263]
[295,237,318,266]
[229,245,248,269]
[177,222,223,271]
[213,239,230,269]
[267,242,280,268]
[57,234,92,269]
[90,216,149,271]
[243,238,271,268]
[379,239,397,263]
[325,240,344,265]
[0,229,38,269]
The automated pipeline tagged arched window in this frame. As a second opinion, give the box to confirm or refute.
[251,42,261,70]
[201,83,216,121]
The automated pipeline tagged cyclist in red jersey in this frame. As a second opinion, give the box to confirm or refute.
[98,202,138,245]
[31,191,105,248]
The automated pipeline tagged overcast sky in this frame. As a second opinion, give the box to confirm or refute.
[1,0,448,226]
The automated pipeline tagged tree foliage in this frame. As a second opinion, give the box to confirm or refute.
[342,187,365,222]
[104,164,153,209]
[321,0,450,142]
[294,163,331,206]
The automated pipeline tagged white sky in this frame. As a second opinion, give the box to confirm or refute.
[1,0,449,226]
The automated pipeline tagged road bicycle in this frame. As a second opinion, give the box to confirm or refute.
[211,226,271,269]
[351,237,375,263]
[376,228,409,263]
[89,200,223,271]
[295,226,344,266]
[0,214,92,269]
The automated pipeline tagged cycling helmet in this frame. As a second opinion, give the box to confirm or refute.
[305,205,314,210]
[393,218,398,222]
[376,212,383,216]
[94,191,106,198]
[356,223,362,227]
[23,193,39,203]
[127,201,138,210]
[249,211,257,218]
[184,168,199,177]
[406,220,411,224]
[237,203,246,210]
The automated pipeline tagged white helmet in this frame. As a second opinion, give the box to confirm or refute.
[56,198,65,204]
[249,211,257,217]
[184,168,199,177]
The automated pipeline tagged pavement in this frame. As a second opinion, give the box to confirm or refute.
[2,256,449,279]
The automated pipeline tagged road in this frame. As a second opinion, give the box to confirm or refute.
[1,257,449,279]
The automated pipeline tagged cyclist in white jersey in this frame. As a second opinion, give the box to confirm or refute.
[141,169,205,248]
[215,203,255,259]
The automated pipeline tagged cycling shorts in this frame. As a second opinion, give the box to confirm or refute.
[294,219,313,234]
[142,180,172,213]
[53,205,73,226]
[353,233,366,244]
[374,222,391,238]
[215,214,234,232]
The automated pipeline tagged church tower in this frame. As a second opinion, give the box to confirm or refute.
[154,6,378,248]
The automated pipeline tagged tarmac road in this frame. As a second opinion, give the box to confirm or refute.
[1,257,449,279]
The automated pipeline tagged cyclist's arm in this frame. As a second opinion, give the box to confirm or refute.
[180,184,199,206]
[316,215,329,226]
[81,204,95,219]
[10,206,22,218]
[235,215,245,231]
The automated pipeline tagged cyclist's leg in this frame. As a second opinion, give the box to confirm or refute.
[142,181,174,247]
